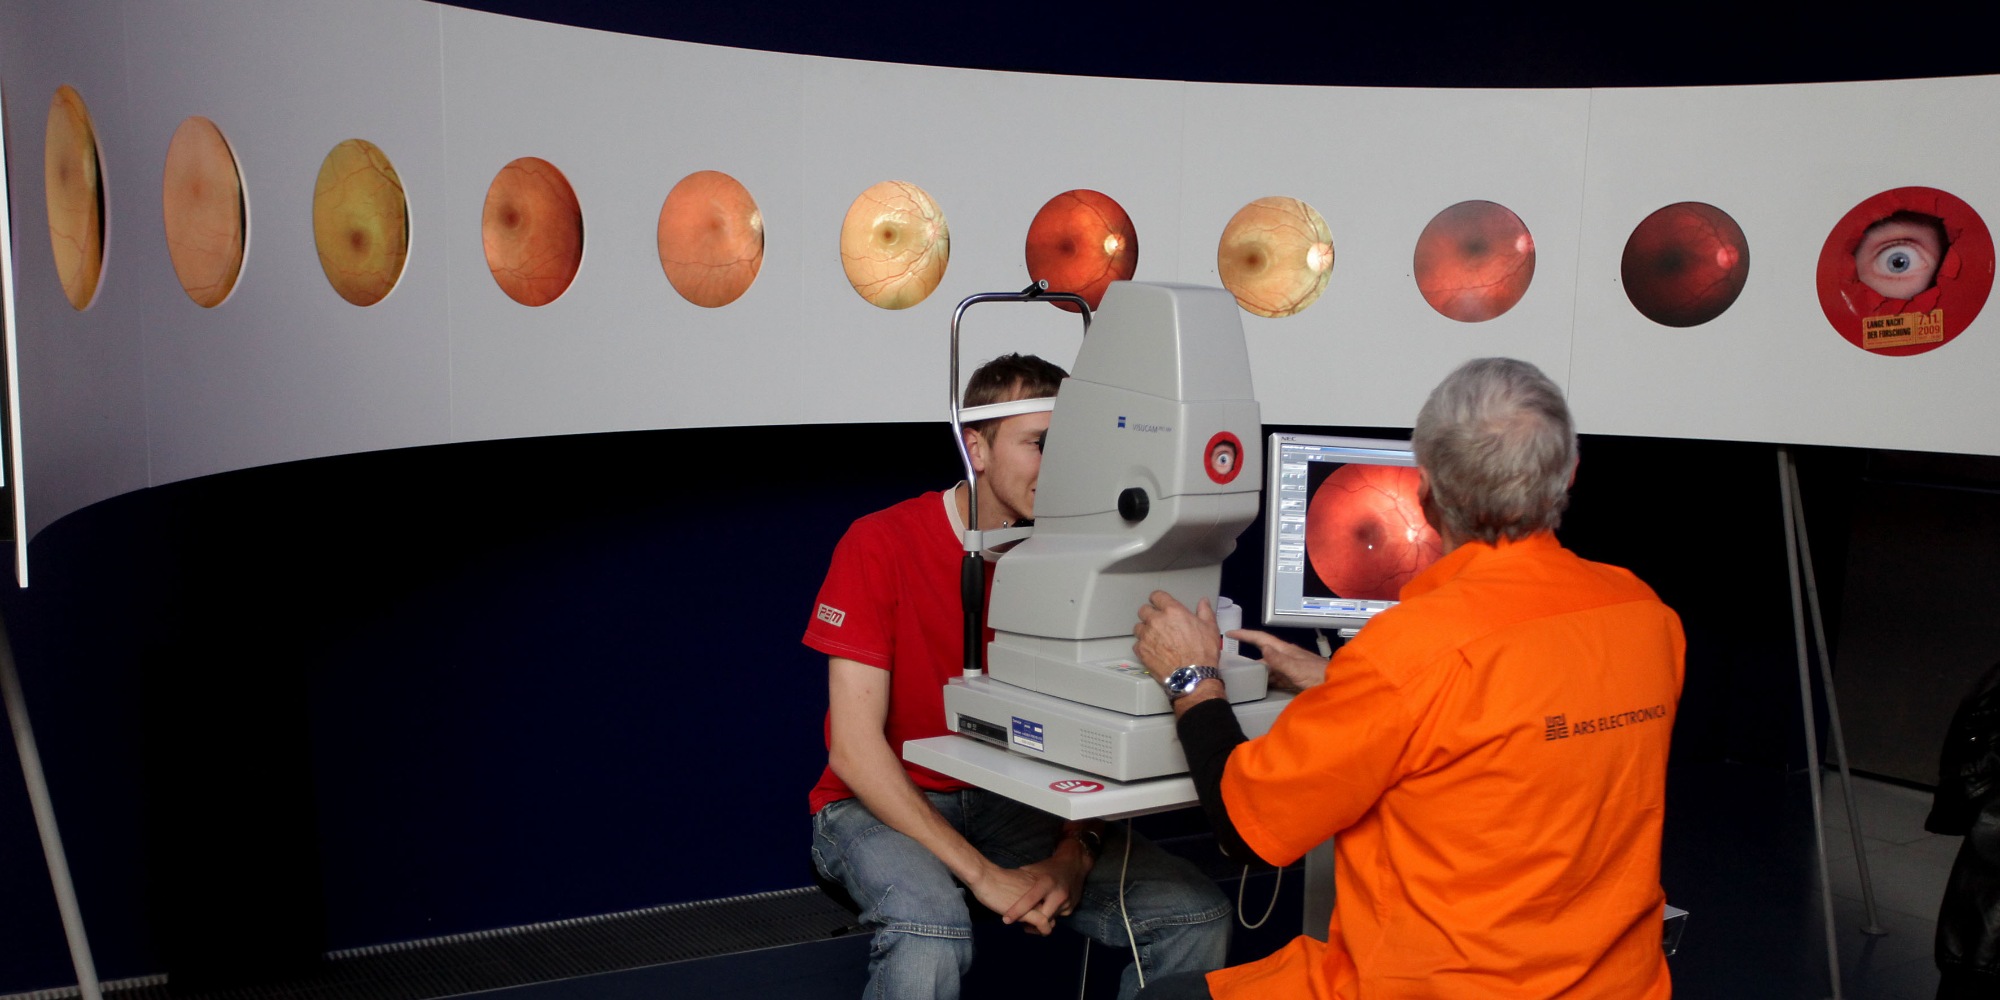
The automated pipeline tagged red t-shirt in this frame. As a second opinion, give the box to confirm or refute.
[805,491,992,813]
[1211,533,1683,999]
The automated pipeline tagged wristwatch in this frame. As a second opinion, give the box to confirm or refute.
[1072,827,1104,860]
[1162,664,1222,701]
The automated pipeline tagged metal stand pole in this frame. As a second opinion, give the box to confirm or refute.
[0,611,102,1000]
[1779,447,1843,999]
[1784,452,1886,937]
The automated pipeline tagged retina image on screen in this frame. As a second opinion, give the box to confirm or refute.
[1264,433,1444,633]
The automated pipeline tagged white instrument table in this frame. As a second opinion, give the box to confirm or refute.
[904,735,1199,821]
[906,732,1336,938]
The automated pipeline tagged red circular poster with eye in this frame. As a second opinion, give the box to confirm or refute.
[1817,187,1994,356]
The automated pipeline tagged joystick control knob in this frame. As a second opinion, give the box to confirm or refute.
[1118,487,1149,522]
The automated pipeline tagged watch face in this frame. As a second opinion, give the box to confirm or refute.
[1167,666,1214,698]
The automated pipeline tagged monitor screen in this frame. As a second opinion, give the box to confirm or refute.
[1263,433,1444,632]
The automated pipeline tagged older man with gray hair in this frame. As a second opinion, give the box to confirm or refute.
[1131,357,1684,1000]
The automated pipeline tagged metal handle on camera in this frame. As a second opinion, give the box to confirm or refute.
[948,280,1091,676]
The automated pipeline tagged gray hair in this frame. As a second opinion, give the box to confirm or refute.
[1412,357,1578,545]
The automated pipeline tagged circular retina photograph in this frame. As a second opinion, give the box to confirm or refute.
[1217,196,1333,319]
[839,180,949,310]
[1023,189,1137,313]
[1620,202,1749,328]
[1412,200,1535,322]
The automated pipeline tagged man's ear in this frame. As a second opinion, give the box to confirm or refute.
[1417,468,1444,536]
[964,426,989,475]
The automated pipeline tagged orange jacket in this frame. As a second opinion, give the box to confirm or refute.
[1212,533,1684,999]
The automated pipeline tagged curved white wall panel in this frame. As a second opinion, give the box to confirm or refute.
[441,10,807,442]
[1177,83,1590,428]
[3,0,150,542]
[4,0,1998,543]
[1570,76,2000,455]
[125,0,451,489]
[792,57,1186,425]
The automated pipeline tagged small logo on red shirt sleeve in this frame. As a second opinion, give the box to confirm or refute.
[817,604,846,627]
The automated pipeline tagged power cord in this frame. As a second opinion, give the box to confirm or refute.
[1117,818,1143,990]
[1075,930,1090,1000]
[1078,821,1287,994]
[1071,821,1142,999]
[1236,862,1283,930]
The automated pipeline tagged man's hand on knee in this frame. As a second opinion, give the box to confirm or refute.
[1006,847,1091,932]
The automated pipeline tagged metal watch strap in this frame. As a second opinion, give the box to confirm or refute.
[1165,664,1223,700]
[1073,827,1104,860]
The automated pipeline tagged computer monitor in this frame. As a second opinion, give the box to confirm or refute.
[1263,432,1445,633]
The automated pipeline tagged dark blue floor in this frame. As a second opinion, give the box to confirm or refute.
[476,861,1301,1000]
[480,764,1950,1000]
[479,936,870,1000]
[1654,762,1942,999]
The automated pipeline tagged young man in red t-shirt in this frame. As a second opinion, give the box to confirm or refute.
[806,353,1231,1000]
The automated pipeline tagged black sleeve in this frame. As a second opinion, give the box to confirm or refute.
[1178,697,1280,868]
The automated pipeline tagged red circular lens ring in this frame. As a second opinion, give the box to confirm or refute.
[1816,187,1994,357]
[1205,431,1244,485]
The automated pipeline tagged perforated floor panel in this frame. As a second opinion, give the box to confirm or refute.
[9,888,863,1000]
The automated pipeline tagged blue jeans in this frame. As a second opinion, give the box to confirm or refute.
[1132,969,1216,999]
[812,789,1232,1000]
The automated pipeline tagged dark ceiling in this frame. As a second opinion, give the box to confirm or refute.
[442,3,2000,89]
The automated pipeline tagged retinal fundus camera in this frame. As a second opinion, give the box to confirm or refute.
[944,282,1291,781]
